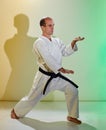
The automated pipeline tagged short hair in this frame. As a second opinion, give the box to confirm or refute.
[39,17,52,26]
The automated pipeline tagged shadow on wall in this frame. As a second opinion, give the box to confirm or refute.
[2,14,38,100]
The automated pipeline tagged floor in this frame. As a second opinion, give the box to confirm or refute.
[0,101,106,130]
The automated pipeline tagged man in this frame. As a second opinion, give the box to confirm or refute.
[11,17,84,124]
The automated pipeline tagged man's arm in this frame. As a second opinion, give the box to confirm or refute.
[59,36,85,74]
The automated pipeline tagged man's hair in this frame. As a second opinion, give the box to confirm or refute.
[39,17,52,27]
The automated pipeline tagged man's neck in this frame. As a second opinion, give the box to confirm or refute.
[42,34,52,41]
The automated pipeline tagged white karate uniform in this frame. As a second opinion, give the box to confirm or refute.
[14,36,79,118]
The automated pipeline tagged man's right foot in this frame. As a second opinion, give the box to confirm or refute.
[67,116,82,124]
[11,109,19,119]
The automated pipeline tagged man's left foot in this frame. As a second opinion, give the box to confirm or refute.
[67,116,82,124]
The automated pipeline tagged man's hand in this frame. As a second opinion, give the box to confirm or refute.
[71,36,85,49]
[74,36,85,42]
[58,67,74,74]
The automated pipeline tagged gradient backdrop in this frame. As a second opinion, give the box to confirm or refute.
[0,0,106,101]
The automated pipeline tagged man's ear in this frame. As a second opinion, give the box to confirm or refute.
[41,26,45,31]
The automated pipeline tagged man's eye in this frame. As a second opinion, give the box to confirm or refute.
[48,25,52,27]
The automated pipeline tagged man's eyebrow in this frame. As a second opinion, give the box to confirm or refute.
[47,24,55,26]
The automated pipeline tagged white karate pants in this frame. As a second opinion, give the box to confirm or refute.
[14,71,79,118]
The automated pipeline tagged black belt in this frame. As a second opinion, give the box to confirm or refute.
[39,67,79,95]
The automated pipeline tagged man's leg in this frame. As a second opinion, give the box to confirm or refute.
[11,72,48,119]
[11,90,44,119]
[64,84,81,124]
[48,77,81,124]
[47,77,82,124]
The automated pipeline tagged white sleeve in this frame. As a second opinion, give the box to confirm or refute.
[34,40,62,74]
[57,38,78,56]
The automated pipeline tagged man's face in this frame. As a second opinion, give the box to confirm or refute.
[42,19,55,35]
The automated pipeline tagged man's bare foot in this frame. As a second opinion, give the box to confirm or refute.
[11,109,19,119]
[67,116,82,124]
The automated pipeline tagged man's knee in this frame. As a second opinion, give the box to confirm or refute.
[66,85,78,96]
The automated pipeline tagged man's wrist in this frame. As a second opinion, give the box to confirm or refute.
[58,67,65,73]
